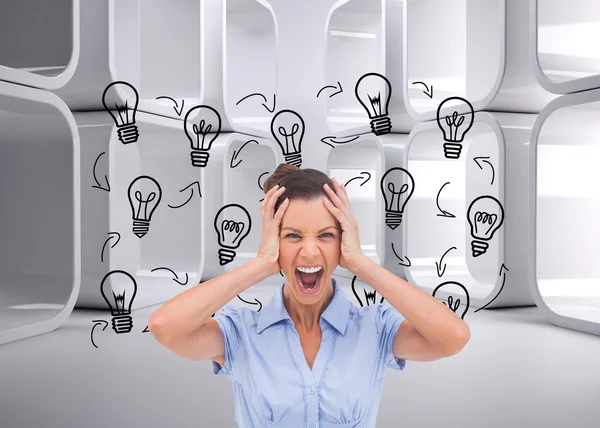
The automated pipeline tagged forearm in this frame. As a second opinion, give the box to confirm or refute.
[350,255,470,351]
[149,257,272,340]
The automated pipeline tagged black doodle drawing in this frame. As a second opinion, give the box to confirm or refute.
[352,275,385,307]
[380,167,415,229]
[432,281,470,320]
[92,152,110,192]
[142,325,150,333]
[474,264,509,313]
[467,195,504,257]
[150,267,189,285]
[436,96,474,159]
[100,232,121,263]
[391,242,411,267]
[317,81,343,98]
[436,182,456,218]
[271,109,305,167]
[102,81,140,144]
[236,93,276,113]
[231,140,260,168]
[100,270,138,334]
[128,175,162,238]
[411,81,434,98]
[237,295,263,312]
[320,135,360,148]
[184,105,222,168]
[436,247,457,277]
[214,204,252,265]
[355,72,392,135]
[280,269,284,277]
[168,181,202,209]
[474,156,495,185]
[258,172,270,203]
[156,96,185,116]
[344,172,371,187]
[90,320,109,348]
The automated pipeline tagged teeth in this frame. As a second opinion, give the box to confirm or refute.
[296,266,322,273]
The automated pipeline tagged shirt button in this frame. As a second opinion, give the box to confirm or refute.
[309,387,316,394]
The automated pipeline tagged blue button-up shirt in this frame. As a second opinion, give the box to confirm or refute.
[213,277,407,428]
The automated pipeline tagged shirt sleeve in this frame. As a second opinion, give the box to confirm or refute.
[375,303,407,371]
[211,305,243,378]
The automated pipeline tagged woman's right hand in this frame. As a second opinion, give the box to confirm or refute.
[256,184,290,276]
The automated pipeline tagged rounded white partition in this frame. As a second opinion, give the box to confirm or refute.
[530,90,600,336]
[404,0,556,122]
[533,0,600,94]
[0,0,79,90]
[0,81,80,345]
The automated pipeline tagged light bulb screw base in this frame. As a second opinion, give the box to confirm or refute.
[133,220,150,238]
[385,212,403,230]
[471,239,488,257]
[117,124,139,144]
[191,149,209,167]
[443,142,462,159]
[112,315,133,333]
[284,153,302,167]
[370,116,391,135]
[218,248,236,265]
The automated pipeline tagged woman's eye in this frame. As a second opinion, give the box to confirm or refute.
[286,233,299,238]
[321,233,334,238]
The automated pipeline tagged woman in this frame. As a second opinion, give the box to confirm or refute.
[149,163,470,427]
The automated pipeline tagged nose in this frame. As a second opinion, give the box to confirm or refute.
[300,237,321,259]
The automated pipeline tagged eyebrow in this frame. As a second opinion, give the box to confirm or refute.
[281,226,337,233]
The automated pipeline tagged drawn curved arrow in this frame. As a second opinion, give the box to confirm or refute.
[474,264,509,313]
[100,232,121,262]
[236,93,276,113]
[391,242,411,267]
[92,152,110,192]
[168,181,202,209]
[436,246,457,277]
[436,182,456,218]
[91,319,109,348]
[344,172,371,187]
[237,295,263,312]
[156,96,185,116]
[231,140,260,168]
[258,171,271,202]
[320,135,360,148]
[142,325,150,333]
[411,81,434,98]
[316,81,343,98]
[473,156,495,185]
[150,267,189,285]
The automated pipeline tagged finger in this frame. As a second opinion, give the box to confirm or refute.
[274,197,289,222]
[323,183,346,210]
[261,184,278,212]
[323,196,348,227]
[331,177,350,205]
[268,186,286,217]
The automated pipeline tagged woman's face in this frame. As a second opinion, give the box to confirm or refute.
[279,196,341,304]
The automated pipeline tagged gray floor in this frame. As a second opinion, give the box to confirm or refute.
[1,282,599,428]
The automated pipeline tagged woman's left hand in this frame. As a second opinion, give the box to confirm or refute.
[323,177,365,272]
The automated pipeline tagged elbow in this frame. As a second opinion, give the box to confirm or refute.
[147,312,171,344]
[448,323,471,355]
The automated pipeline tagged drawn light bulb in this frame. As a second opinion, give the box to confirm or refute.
[184,105,222,168]
[214,204,252,265]
[100,270,138,333]
[432,281,470,320]
[270,109,305,167]
[102,81,140,144]
[467,195,504,257]
[351,276,384,307]
[380,167,415,230]
[436,96,474,159]
[127,175,162,238]
[355,72,392,135]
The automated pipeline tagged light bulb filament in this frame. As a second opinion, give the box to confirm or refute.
[114,100,131,125]
[363,289,377,305]
[134,191,157,220]
[474,211,498,236]
[113,291,126,313]
[386,182,409,211]
[368,93,382,116]
[277,123,300,154]
[221,219,245,246]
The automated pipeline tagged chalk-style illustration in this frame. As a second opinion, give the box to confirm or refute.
[150,267,189,285]
[474,156,495,185]
[474,264,509,313]
[467,195,504,257]
[100,232,121,263]
[156,96,185,116]
[102,81,140,144]
[344,172,371,187]
[352,275,385,307]
[436,182,456,218]
[320,135,359,148]
[391,242,411,267]
[128,175,162,238]
[317,81,343,98]
[432,281,470,320]
[436,97,474,159]
[411,81,434,99]
[355,72,392,135]
[237,295,263,312]
[184,105,222,168]
[231,140,260,168]
[167,181,202,209]
[380,167,415,229]
[100,270,138,334]
[90,320,109,348]
[271,109,305,167]
[92,151,110,192]
[214,204,252,265]
[236,93,276,113]
[436,247,457,277]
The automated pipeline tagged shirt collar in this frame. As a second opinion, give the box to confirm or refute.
[257,276,350,335]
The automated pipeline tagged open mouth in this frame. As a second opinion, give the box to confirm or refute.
[294,266,324,294]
